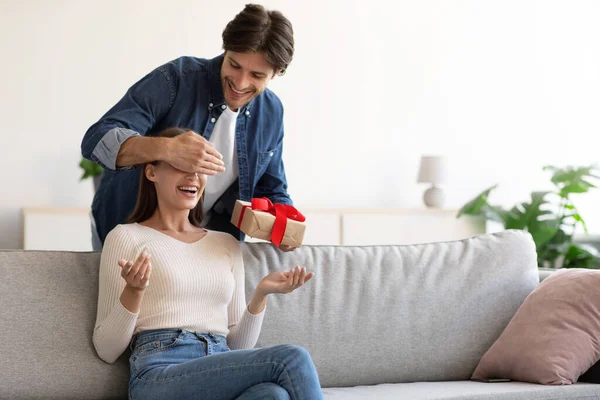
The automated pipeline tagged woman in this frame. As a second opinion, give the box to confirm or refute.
[93,128,323,400]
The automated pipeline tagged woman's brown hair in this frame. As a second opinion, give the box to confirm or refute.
[222,4,294,75]
[127,128,204,227]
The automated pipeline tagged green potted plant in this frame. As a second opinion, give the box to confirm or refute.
[457,165,600,269]
[79,157,103,192]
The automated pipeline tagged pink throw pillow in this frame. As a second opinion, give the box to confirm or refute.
[471,268,600,385]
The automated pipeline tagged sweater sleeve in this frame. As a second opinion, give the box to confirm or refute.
[93,225,141,363]
[226,240,265,350]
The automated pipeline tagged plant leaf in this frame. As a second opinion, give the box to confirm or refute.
[530,218,560,249]
[572,213,588,234]
[559,182,595,197]
[456,185,498,218]
[547,165,600,195]
[79,158,103,181]
[562,243,600,269]
[503,192,551,231]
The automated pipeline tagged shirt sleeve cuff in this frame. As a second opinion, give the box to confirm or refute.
[91,127,140,171]
[246,304,266,321]
[227,305,266,350]
[103,300,139,331]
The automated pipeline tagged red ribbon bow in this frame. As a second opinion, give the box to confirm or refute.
[236,198,306,247]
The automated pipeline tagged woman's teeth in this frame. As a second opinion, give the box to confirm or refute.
[177,186,197,195]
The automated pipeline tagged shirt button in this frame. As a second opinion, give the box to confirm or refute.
[221,104,227,110]
[245,111,250,116]
[211,118,216,123]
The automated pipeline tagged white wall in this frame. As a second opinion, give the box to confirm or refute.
[1,0,599,249]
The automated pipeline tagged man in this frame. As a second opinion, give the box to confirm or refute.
[81,4,295,251]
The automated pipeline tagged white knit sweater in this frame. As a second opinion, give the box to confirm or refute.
[92,223,265,363]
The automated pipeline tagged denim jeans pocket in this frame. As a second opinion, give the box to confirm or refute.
[130,331,185,380]
[212,336,230,354]
[132,331,184,359]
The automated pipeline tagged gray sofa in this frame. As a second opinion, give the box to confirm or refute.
[1,230,599,399]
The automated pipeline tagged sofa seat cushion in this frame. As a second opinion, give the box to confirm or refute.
[322,381,600,400]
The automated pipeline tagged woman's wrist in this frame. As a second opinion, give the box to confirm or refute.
[254,286,269,299]
[247,291,268,315]
[120,284,146,313]
[125,283,146,293]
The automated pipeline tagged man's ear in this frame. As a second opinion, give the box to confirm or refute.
[271,69,283,79]
[145,164,157,182]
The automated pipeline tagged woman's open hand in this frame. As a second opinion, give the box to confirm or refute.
[118,251,152,291]
[256,266,314,296]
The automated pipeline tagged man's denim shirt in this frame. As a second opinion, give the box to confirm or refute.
[81,54,292,244]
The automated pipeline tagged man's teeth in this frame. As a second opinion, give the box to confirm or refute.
[230,84,249,94]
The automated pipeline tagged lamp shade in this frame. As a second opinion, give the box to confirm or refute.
[417,155,447,185]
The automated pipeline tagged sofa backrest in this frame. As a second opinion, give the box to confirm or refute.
[242,230,539,387]
[0,230,538,398]
[0,250,126,400]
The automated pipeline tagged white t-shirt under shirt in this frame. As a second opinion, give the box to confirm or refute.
[202,106,240,215]
[92,223,265,363]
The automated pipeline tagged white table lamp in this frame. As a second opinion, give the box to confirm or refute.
[417,155,447,208]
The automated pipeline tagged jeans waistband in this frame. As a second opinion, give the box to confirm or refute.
[129,329,227,352]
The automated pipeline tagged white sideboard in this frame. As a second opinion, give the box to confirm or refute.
[339,209,484,245]
[22,208,94,251]
[21,207,484,251]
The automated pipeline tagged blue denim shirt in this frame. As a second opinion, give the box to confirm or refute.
[81,54,292,244]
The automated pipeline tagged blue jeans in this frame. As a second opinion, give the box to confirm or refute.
[128,329,324,400]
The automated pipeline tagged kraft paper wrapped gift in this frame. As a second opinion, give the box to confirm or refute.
[231,198,306,248]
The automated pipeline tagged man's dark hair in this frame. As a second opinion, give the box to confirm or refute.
[222,4,294,75]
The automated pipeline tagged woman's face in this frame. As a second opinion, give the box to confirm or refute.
[145,161,207,211]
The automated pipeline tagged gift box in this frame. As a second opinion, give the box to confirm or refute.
[231,198,306,248]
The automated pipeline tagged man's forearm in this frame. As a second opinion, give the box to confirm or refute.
[116,136,170,168]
